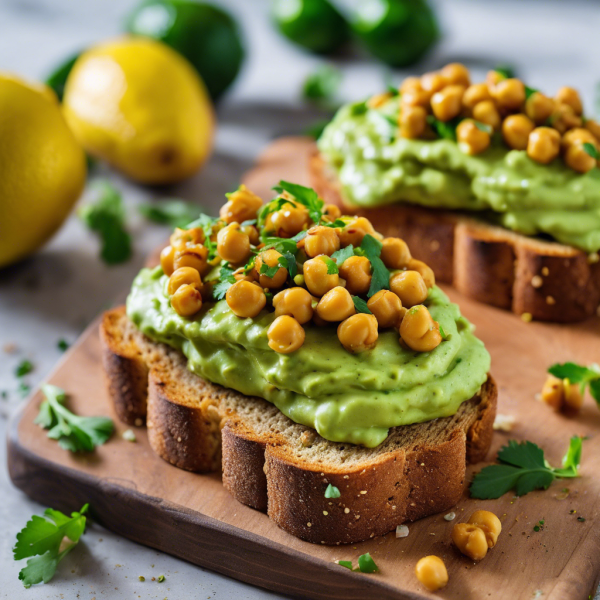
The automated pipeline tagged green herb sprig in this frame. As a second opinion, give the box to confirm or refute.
[338,553,379,573]
[470,436,584,499]
[15,360,34,378]
[185,213,219,260]
[330,245,354,267]
[139,200,203,229]
[212,265,236,300]
[548,362,600,404]
[324,484,340,498]
[357,235,390,297]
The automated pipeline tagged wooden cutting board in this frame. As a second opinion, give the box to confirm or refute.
[8,137,600,600]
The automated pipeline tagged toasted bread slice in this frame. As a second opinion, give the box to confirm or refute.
[309,150,600,323]
[101,307,497,544]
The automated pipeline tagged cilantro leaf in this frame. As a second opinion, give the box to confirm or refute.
[302,64,342,103]
[15,360,34,378]
[497,439,546,470]
[338,560,353,570]
[357,553,378,573]
[525,85,538,99]
[426,115,459,141]
[257,197,295,229]
[494,65,516,79]
[14,504,88,588]
[260,262,281,279]
[321,256,339,275]
[583,143,600,160]
[279,252,298,280]
[474,121,493,134]
[79,181,131,265]
[352,296,372,314]
[590,379,600,404]
[554,435,584,478]
[138,200,202,229]
[273,181,324,225]
[470,464,526,500]
[331,245,354,267]
[261,236,299,255]
[34,384,114,452]
[359,235,390,297]
[350,101,367,116]
[185,213,219,260]
[324,484,340,498]
[548,362,600,402]
[212,265,236,301]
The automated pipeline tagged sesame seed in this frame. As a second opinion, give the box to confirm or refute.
[360,490,367,494]
[344,508,350,514]
[588,252,599,264]
[546,295,556,305]
[521,312,533,323]
[134,418,143,427]
[541,267,549,276]
[430,240,440,252]
[323,511,328,516]
[531,275,543,288]
[343,475,349,479]
[177,436,182,442]
[307,522,312,527]
[355,515,361,520]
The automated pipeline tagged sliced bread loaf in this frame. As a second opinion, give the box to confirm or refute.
[101,307,497,544]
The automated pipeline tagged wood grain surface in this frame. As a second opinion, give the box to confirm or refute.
[8,137,600,600]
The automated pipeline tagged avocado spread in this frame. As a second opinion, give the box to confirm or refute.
[318,98,600,253]
[127,266,490,447]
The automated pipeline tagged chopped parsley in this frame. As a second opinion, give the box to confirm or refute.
[358,235,390,298]
[302,64,342,103]
[426,115,458,141]
[185,213,219,260]
[324,484,340,498]
[15,360,34,378]
[548,362,600,405]
[352,296,372,314]
[321,256,339,275]
[338,560,353,570]
[272,181,325,225]
[57,339,69,352]
[330,244,354,267]
[212,265,237,300]
[583,142,600,161]
[357,553,379,573]
[138,200,202,229]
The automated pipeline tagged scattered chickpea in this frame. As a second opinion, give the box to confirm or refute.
[339,255,372,295]
[338,216,378,247]
[160,245,176,276]
[463,83,492,109]
[170,227,204,248]
[273,287,314,324]
[525,92,554,124]
[457,119,491,155]
[269,200,310,237]
[337,313,378,353]
[220,184,263,224]
[400,105,427,139]
[468,510,502,548]
[381,237,411,270]
[367,290,403,328]
[472,100,501,131]
[527,127,560,164]
[541,374,584,413]
[441,63,470,87]
[556,86,583,115]
[431,85,465,122]
[167,267,202,296]
[255,249,289,288]
[407,258,435,288]
[304,225,340,257]
[303,255,340,297]
[389,270,428,307]
[492,78,526,111]
[414,556,448,592]
[316,287,356,322]
[170,284,203,317]
[502,114,535,150]
[173,244,209,275]
[267,315,305,354]
[399,305,442,352]
[217,223,251,264]
[323,203,342,220]
[452,522,489,561]
[226,280,266,318]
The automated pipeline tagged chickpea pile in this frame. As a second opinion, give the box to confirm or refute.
[367,62,600,173]
[159,182,445,356]
[540,374,583,413]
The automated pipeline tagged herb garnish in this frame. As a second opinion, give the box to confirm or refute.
[34,384,114,452]
[322,256,339,275]
[352,296,372,314]
[302,64,342,103]
[494,65,516,79]
[324,484,341,498]
[57,339,69,352]
[330,244,354,267]
[79,181,131,265]
[548,362,600,405]
[13,504,88,588]
[337,553,379,573]
[426,115,459,141]
[212,265,237,300]
[185,213,219,260]
[439,324,449,340]
[583,143,600,161]
[470,436,583,499]
[357,235,389,297]
[272,181,325,226]
[139,200,202,229]
[15,360,34,378]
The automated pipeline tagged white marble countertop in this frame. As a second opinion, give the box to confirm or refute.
[2,0,600,598]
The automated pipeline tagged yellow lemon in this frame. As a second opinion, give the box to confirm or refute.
[0,74,86,269]
[63,37,214,184]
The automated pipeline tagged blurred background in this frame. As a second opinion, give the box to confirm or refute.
[1,0,599,598]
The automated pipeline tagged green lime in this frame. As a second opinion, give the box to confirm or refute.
[352,0,439,67]
[45,53,80,101]
[272,0,349,54]
[125,0,245,100]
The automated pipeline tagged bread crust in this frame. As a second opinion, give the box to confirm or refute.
[310,150,600,322]
[101,308,497,544]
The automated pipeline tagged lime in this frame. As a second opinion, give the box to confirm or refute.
[272,0,349,54]
[125,0,244,100]
[352,0,439,67]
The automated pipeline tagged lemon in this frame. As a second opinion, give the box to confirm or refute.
[63,37,214,184]
[0,74,86,269]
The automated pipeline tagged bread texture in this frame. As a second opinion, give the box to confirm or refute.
[101,307,497,544]
[310,150,600,323]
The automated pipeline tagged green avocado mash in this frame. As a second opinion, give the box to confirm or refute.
[127,266,490,448]
[318,98,600,253]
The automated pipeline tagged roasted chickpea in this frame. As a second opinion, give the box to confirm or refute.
[550,103,582,134]
[407,258,435,288]
[323,203,342,220]
[390,271,428,307]
[463,83,492,110]
[468,511,502,548]
[217,223,251,264]
[485,70,504,91]
[337,313,378,353]
[255,249,288,288]
[304,225,340,257]
[502,114,535,150]
[167,266,202,295]
[220,184,263,224]
[316,286,355,322]
[171,284,203,317]
[556,86,583,115]
[472,100,501,130]
[525,92,554,124]
[273,287,313,324]
[225,280,266,318]
[233,266,255,283]
[564,142,596,173]
[267,315,305,354]
[585,119,600,141]
[457,119,491,155]
[492,78,525,111]
[541,374,584,412]
[381,237,411,269]
[441,63,470,87]
[452,522,489,561]
[527,127,560,164]
[269,200,310,237]
[170,227,204,248]
[400,87,431,109]
[562,127,597,147]
[421,72,447,94]
[160,245,176,276]
[367,92,393,109]
[414,556,448,592]
[338,217,378,247]
[303,255,340,297]
[431,85,465,122]
[400,76,422,94]
[173,244,209,275]
[400,305,442,352]
[400,105,427,139]
[367,290,403,328]
[339,256,371,295]
[241,223,260,246]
